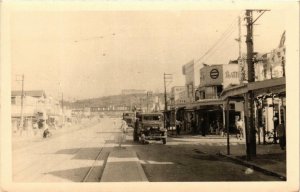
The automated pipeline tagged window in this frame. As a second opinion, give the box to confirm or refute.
[143,115,162,121]
[11,97,16,105]
[124,113,135,117]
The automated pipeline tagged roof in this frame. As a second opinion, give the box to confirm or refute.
[11,90,46,98]
[171,99,223,110]
[140,112,163,116]
[221,77,286,99]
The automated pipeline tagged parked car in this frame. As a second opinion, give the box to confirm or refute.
[134,112,167,144]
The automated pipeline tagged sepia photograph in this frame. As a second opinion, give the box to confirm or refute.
[0,0,299,192]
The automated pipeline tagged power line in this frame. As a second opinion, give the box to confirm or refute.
[194,19,236,65]
[194,11,244,67]
[198,26,237,64]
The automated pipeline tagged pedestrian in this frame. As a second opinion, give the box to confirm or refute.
[190,115,196,134]
[176,119,181,136]
[118,119,128,147]
[235,117,244,140]
[276,122,286,150]
[209,121,215,134]
[43,120,51,138]
[200,118,206,136]
[166,116,170,131]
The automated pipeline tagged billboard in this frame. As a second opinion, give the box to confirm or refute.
[199,64,239,88]
[200,65,223,86]
[222,64,240,88]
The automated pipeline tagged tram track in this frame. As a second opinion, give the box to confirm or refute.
[12,118,120,182]
[82,144,106,182]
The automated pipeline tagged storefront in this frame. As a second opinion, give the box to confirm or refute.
[221,77,286,144]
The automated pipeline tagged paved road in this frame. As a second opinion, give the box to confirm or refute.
[125,132,281,181]
[12,117,281,182]
[12,117,120,182]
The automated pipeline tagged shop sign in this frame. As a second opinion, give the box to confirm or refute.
[210,69,219,79]
[200,65,223,86]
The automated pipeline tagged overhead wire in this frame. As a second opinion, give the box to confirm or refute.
[193,19,236,66]
[193,11,244,68]
[201,26,237,64]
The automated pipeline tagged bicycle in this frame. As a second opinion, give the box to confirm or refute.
[265,129,278,144]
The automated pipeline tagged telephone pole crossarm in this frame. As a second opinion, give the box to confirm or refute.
[251,10,270,24]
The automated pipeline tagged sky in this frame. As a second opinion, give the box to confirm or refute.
[9,3,288,101]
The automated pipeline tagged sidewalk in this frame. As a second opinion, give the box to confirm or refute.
[219,143,286,180]
[169,133,286,180]
[100,148,148,182]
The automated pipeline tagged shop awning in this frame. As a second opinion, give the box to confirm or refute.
[221,77,286,100]
[184,99,223,110]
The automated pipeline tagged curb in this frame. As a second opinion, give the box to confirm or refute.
[218,152,286,181]
[134,151,149,182]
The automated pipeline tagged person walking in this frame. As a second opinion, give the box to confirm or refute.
[117,119,128,147]
[276,122,286,150]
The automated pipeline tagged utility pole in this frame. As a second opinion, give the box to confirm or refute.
[164,73,167,112]
[237,16,244,83]
[163,73,172,127]
[147,91,149,112]
[238,16,242,59]
[245,9,269,160]
[19,74,25,130]
[62,92,64,125]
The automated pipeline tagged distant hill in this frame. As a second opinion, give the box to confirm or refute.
[65,93,165,109]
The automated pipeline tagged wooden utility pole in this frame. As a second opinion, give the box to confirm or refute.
[238,16,244,83]
[238,16,242,59]
[62,92,64,125]
[147,91,149,112]
[226,99,230,155]
[164,73,167,112]
[20,74,25,130]
[245,9,269,160]
[163,73,172,127]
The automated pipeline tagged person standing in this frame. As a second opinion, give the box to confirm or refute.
[176,119,181,136]
[200,118,206,136]
[235,117,244,140]
[117,119,128,147]
[190,115,196,135]
[276,122,286,150]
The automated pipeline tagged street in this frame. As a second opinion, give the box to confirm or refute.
[12,117,280,182]
[13,117,116,182]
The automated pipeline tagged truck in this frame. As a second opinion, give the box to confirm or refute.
[134,112,167,144]
[122,112,136,128]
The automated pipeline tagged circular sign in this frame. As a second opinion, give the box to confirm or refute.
[210,69,219,79]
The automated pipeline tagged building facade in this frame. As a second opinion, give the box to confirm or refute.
[198,64,240,100]
[170,86,186,105]
[182,60,204,102]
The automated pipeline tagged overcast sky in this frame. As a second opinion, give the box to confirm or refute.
[9,3,288,100]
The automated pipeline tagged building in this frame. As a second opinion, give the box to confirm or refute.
[198,64,240,100]
[11,90,47,118]
[121,89,147,95]
[11,90,47,131]
[170,86,186,105]
[221,31,286,144]
[182,59,204,102]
